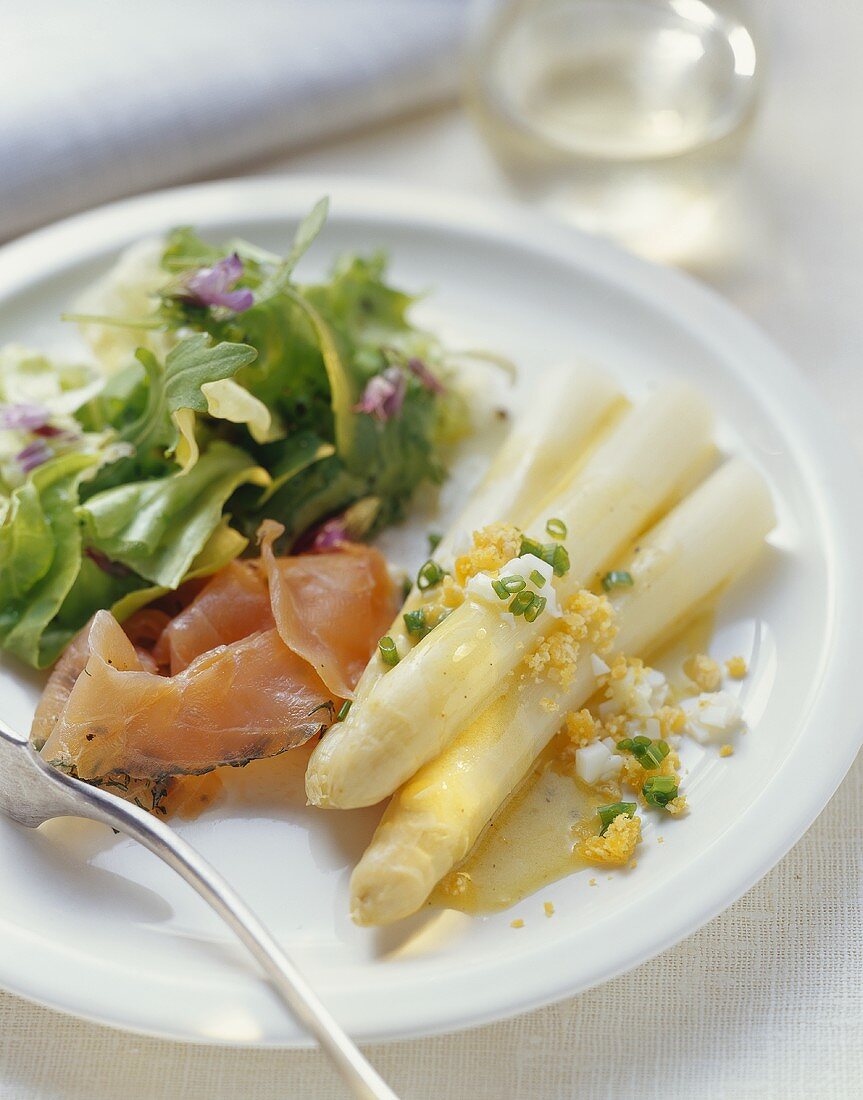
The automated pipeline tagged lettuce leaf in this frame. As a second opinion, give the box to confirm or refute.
[0,453,101,667]
[79,440,269,588]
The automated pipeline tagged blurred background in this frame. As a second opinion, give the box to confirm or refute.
[1,2,861,1098]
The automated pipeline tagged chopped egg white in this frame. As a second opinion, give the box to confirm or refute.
[590,654,611,678]
[465,553,561,616]
[575,739,623,785]
[599,665,669,721]
[680,690,744,744]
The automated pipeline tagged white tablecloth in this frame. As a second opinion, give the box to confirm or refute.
[1,1,861,1096]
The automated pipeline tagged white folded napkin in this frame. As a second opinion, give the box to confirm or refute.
[0,0,465,242]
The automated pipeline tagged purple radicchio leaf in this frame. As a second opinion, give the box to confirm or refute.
[308,516,350,552]
[0,402,50,431]
[181,253,254,313]
[407,357,445,394]
[352,367,406,421]
[15,439,53,473]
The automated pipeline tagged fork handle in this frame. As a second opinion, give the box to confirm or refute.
[84,791,398,1100]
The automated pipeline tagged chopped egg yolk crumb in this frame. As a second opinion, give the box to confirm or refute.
[579,812,642,866]
[511,918,525,929]
[526,592,616,686]
[726,655,748,679]
[719,743,734,758]
[566,709,598,747]
[666,796,688,816]
[454,522,522,585]
[544,901,555,918]
[683,653,722,692]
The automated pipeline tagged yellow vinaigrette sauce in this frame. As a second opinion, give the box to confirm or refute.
[430,610,716,916]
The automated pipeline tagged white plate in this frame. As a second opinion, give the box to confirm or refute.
[0,178,861,1047]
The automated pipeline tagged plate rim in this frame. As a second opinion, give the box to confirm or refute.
[0,174,861,1047]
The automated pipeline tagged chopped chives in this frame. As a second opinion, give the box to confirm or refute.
[524,595,546,622]
[519,535,570,577]
[548,544,570,577]
[520,535,545,559]
[417,559,446,591]
[602,570,634,592]
[529,569,546,588]
[378,636,400,667]
[500,574,527,593]
[643,774,678,808]
[617,736,670,769]
[336,700,352,721]
[597,802,636,835]
[546,517,567,540]
[509,590,535,617]
[404,608,428,638]
[427,532,442,553]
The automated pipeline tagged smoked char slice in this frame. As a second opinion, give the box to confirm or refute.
[39,611,336,780]
[259,520,397,698]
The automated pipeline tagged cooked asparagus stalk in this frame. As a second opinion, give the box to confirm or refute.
[349,458,774,925]
[307,383,714,809]
[350,365,625,704]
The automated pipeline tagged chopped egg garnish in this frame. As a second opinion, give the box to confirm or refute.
[719,743,734,757]
[544,901,555,918]
[455,522,522,585]
[510,918,525,929]
[579,812,642,866]
[590,653,611,679]
[680,690,744,744]
[726,655,748,679]
[683,653,722,692]
[574,738,623,786]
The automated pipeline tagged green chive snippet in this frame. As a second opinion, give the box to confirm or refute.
[417,559,446,591]
[404,609,429,638]
[524,595,546,622]
[548,544,570,577]
[597,802,637,835]
[378,636,400,667]
[643,775,678,809]
[617,737,670,770]
[509,590,535,617]
[602,570,634,592]
[546,517,567,540]
[520,535,545,559]
[427,532,442,553]
[529,569,546,588]
[337,700,352,722]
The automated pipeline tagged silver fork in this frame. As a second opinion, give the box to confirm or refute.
[0,716,398,1100]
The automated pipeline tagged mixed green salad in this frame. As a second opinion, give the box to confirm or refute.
[0,199,467,668]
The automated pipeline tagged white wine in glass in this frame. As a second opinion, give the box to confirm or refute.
[464,0,763,262]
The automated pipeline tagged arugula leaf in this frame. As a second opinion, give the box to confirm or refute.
[79,441,269,587]
[123,334,257,465]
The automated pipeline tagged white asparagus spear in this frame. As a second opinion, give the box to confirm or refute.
[351,366,625,704]
[307,384,714,809]
[350,459,774,925]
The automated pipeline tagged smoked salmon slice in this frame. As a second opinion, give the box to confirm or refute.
[39,611,336,781]
[153,561,274,675]
[259,520,397,699]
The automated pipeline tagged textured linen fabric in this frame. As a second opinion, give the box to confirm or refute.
[1,1,862,1097]
[0,0,464,242]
